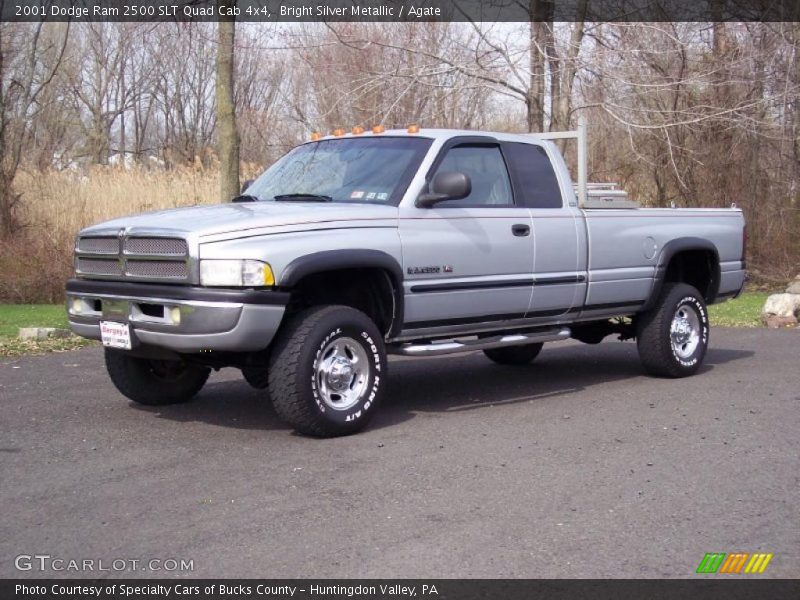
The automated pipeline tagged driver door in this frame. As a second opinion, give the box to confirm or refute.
[398,141,534,329]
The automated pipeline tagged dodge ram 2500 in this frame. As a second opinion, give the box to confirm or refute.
[66,122,746,436]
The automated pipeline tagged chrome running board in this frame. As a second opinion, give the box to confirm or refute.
[389,327,571,357]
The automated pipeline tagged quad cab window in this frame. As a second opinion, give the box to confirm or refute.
[430,145,514,207]
[504,142,563,209]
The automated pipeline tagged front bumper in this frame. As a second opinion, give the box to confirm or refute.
[66,279,288,353]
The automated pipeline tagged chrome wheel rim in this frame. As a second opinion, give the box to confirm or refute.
[316,336,369,411]
[670,305,701,359]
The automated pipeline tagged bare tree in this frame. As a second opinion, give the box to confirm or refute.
[235,24,295,165]
[216,2,239,201]
[151,24,217,166]
[1,19,798,285]
[303,23,497,133]
[0,22,69,235]
[322,4,587,134]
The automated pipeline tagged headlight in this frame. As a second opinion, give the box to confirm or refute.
[199,259,275,287]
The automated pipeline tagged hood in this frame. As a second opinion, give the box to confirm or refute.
[80,201,398,238]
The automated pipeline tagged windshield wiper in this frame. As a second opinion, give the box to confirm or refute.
[273,193,333,202]
[231,194,259,203]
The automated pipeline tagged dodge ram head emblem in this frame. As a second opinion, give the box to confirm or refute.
[117,227,128,257]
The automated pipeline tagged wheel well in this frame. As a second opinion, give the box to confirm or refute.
[663,250,719,302]
[286,268,399,336]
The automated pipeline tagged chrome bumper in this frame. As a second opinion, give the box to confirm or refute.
[65,279,288,353]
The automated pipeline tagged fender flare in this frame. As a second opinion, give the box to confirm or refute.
[279,249,405,336]
[642,237,721,310]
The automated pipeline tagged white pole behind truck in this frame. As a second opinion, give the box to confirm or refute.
[577,114,588,209]
[529,114,589,208]
[532,116,638,209]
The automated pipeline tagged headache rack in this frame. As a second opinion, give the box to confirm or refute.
[529,115,639,209]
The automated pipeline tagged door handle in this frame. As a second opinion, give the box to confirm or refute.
[512,224,530,237]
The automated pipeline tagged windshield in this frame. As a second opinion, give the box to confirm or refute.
[245,137,432,205]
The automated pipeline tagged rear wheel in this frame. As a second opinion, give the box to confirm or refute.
[104,349,210,405]
[483,342,543,366]
[636,283,709,377]
[268,305,387,437]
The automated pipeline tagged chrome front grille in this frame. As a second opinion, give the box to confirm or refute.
[75,234,190,282]
[125,260,188,279]
[76,257,123,276]
[77,237,120,254]
[124,237,187,256]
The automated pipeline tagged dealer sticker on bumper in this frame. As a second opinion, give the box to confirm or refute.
[100,321,132,350]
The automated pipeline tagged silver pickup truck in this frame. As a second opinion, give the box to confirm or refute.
[67,123,746,436]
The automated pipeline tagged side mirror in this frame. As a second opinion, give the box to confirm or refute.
[241,179,254,194]
[416,171,472,208]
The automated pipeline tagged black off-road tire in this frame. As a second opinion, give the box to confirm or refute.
[268,305,387,437]
[484,343,544,366]
[104,349,211,405]
[636,283,710,378]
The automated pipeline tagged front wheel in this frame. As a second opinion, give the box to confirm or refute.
[104,349,210,405]
[268,305,387,437]
[636,283,709,378]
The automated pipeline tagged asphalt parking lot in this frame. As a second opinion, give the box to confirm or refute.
[1,328,797,578]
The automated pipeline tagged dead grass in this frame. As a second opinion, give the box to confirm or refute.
[0,336,96,358]
[15,165,219,236]
[1,166,222,303]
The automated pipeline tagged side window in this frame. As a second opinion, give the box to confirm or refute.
[431,145,514,207]
[504,142,563,208]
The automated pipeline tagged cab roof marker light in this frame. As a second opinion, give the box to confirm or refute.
[310,132,322,141]
[332,128,345,137]
[407,124,420,134]
[352,126,365,135]
[372,125,385,134]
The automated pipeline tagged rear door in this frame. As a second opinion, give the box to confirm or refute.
[398,139,535,328]
[503,141,585,318]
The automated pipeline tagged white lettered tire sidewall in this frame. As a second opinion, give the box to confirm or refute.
[310,324,385,427]
[670,294,709,369]
[636,282,710,378]
[268,305,387,437]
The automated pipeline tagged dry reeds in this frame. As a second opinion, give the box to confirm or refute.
[1,166,220,302]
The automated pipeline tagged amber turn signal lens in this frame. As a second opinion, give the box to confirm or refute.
[407,124,420,134]
[372,125,385,134]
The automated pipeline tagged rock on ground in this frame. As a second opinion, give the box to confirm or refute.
[17,327,72,340]
[762,293,800,317]
[764,315,798,329]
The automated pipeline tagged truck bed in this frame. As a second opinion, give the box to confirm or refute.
[582,207,745,308]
